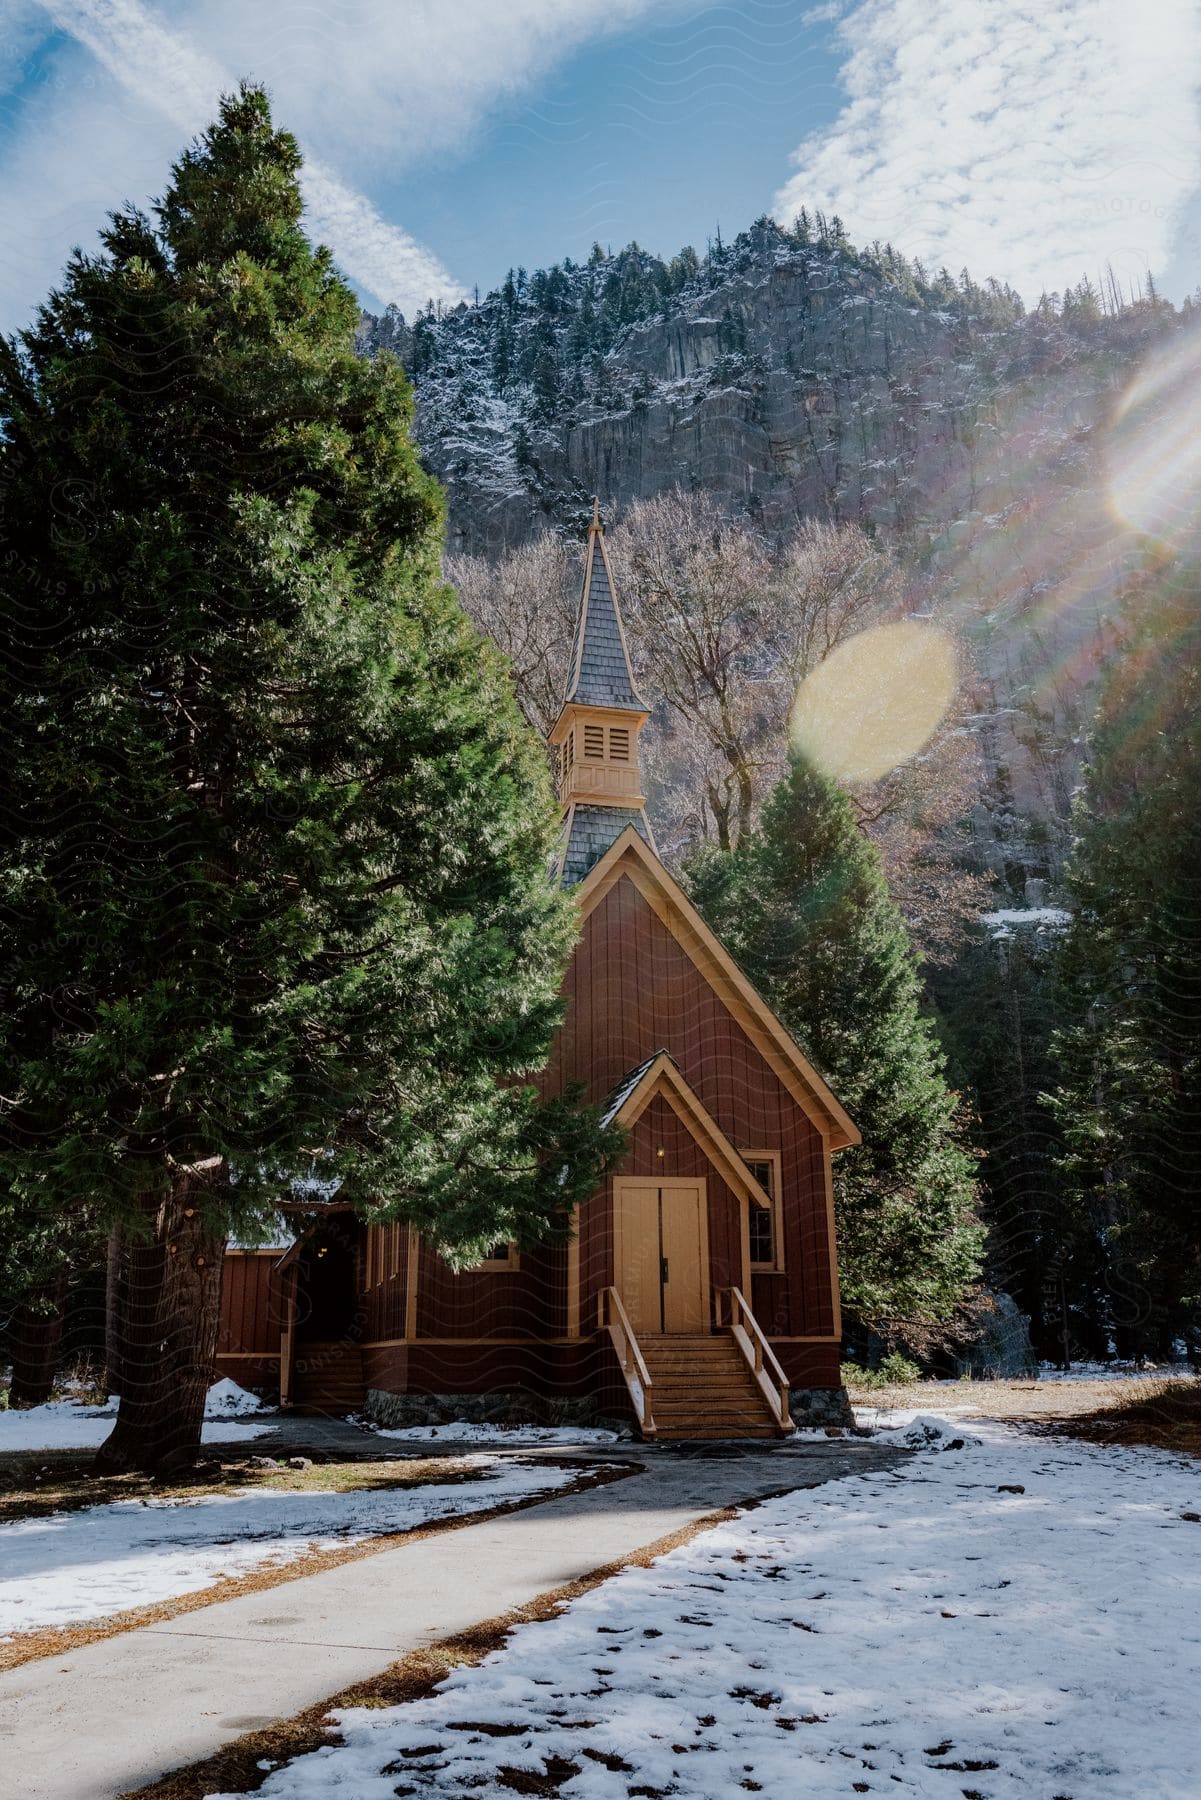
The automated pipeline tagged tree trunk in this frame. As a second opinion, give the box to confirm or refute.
[92,1169,227,1477]
[8,1269,70,1407]
[104,1223,126,1395]
[1058,1271,1071,1373]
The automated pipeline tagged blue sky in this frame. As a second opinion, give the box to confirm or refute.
[388,6,849,287]
[1,1,1200,332]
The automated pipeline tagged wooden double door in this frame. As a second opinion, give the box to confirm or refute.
[614,1178,710,1334]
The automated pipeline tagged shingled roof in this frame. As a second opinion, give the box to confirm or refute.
[563,507,648,712]
[559,803,652,886]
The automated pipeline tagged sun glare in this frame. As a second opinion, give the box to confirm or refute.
[791,620,958,785]
[1107,328,1201,555]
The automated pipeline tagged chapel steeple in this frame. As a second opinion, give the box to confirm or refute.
[550,502,655,884]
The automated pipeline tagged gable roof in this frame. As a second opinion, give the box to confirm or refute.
[574,827,861,1151]
[601,1050,773,1209]
[561,510,648,714]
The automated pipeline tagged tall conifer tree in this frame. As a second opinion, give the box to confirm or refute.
[1047,564,1201,1357]
[690,751,982,1341]
[0,88,616,1472]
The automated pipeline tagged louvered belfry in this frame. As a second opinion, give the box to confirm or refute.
[549,500,655,885]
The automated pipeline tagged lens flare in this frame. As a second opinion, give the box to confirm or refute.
[791,620,957,784]
[1107,328,1201,555]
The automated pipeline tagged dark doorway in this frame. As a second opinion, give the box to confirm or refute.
[294,1224,362,1344]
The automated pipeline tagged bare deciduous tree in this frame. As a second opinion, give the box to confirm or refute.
[608,492,906,853]
[775,516,903,683]
[447,536,578,738]
[607,491,776,852]
[858,716,993,963]
[447,491,991,957]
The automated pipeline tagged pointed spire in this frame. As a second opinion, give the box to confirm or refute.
[563,500,647,712]
[548,506,655,885]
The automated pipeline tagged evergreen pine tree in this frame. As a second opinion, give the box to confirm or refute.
[491,316,513,391]
[929,926,1097,1366]
[1046,562,1201,1358]
[0,1190,101,1404]
[689,751,983,1342]
[0,87,618,1472]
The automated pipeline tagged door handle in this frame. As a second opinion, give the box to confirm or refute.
[660,1257,669,1285]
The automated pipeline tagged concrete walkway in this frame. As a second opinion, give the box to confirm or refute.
[0,1440,900,1800]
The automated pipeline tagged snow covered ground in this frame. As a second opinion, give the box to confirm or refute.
[852,1401,985,1429]
[1,1457,581,1639]
[1036,1361,1186,1382]
[222,1415,1201,1800]
[371,1420,620,1445]
[980,906,1071,937]
[0,1379,275,1453]
[203,1377,276,1416]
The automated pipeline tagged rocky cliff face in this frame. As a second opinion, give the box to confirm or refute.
[360,221,1020,551]
[359,219,1186,872]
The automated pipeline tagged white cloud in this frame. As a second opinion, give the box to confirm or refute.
[3,0,673,325]
[772,0,1201,300]
[43,0,466,311]
[0,3,51,97]
[182,0,675,176]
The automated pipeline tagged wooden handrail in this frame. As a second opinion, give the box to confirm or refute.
[598,1286,655,1436]
[716,1286,794,1433]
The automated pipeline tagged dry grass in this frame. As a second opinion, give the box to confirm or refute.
[844,1372,1199,1424]
[0,1448,486,1525]
[1049,1377,1201,1457]
[0,1457,637,1674]
[118,1499,749,1800]
[844,1371,1201,1459]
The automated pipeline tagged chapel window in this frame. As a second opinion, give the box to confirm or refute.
[745,1154,783,1270]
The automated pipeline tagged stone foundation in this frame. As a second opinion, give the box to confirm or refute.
[789,1385,855,1428]
[364,1388,627,1433]
[368,1384,854,1435]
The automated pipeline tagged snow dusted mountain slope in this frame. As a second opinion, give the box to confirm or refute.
[362,217,1175,558]
[359,216,1190,853]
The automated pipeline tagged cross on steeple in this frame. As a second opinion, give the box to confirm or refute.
[549,503,655,884]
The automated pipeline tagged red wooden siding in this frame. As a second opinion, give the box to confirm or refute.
[362,1222,411,1342]
[415,1238,566,1341]
[217,1253,283,1358]
[546,873,837,1341]
[361,1339,625,1409]
[222,864,842,1406]
[216,1251,284,1384]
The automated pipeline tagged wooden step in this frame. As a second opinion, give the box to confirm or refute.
[652,1397,767,1416]
[641,1340,733,1353]
[643,1352,744,1367]
[645,1354,751,1370]
[290,1342,365,1413]
[659,1362,757,1375]
[655,1423,778,1440]
[623,1328,785,1441]
[641,1338,735,1351]
[656,1390,762,1406]
[651,1388,761,1407]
